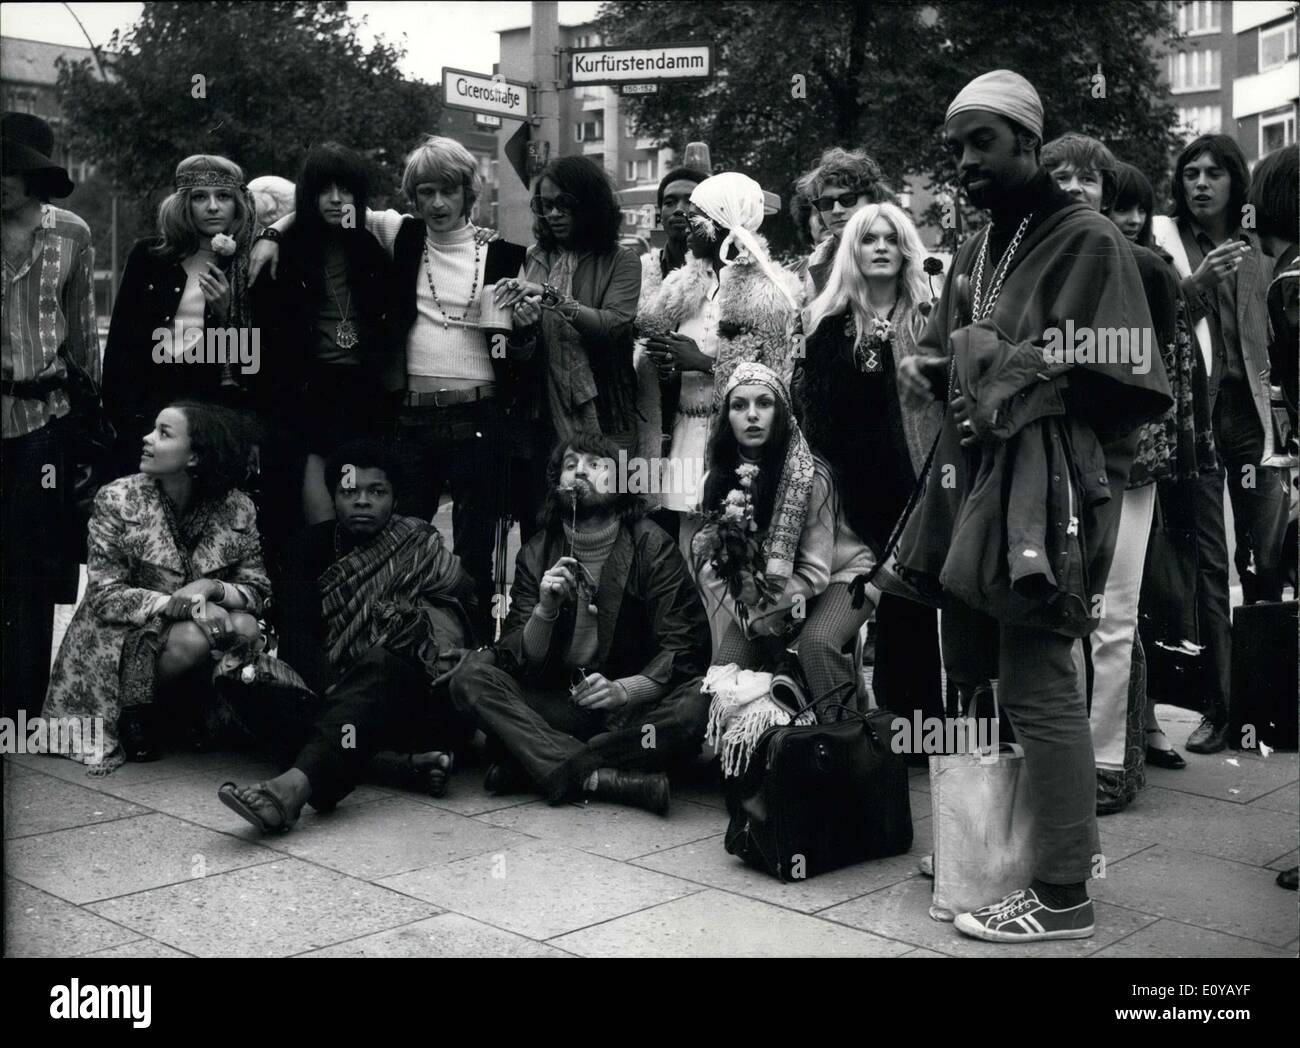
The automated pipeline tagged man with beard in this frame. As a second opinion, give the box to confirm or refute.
[893,70,1171,942]
[218,440,476,833]
[449,432,711,815]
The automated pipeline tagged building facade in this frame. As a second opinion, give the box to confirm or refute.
[1,36,98,181]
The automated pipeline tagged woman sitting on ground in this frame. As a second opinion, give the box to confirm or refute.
[684,363,878,773]
[42,400,271,773]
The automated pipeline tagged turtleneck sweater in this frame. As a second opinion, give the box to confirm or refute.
[407,222,494,383]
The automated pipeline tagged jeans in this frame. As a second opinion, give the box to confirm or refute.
[942,603,1099,885]
[448,653,710,803]
[391,399,504,635]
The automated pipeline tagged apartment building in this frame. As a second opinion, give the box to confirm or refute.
[1164,1,1298,165]
[1,36,99,181]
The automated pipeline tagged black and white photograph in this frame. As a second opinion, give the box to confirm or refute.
[1,0,1296,1001]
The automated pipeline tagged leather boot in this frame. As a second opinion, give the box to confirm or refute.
[590,768,670,815]
[118,705,159,762]
[1185,716,1228,754]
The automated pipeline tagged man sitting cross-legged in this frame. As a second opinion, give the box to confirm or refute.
[218,439,477,833]
[449,432,712,815]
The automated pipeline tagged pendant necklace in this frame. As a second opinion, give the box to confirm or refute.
[325,266,359,350]
[423,233,482,330]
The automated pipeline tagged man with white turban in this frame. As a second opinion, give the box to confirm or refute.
[889,70,1172,943]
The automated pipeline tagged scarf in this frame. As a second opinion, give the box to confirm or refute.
[540,248,601,439]
[690,172,800,313]
[722,361,815,589]
[1151,215,1214,375]
[319,515,466,674]
[703,663,815,777]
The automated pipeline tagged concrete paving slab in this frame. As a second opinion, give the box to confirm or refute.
[551,888,914,957]
[81,938,193,958]
[299,912,574,958]
[1144,750,1298,804]
[1090,845,1298,947]
[378,840,700,940]
[1091,918,1297,958]
[5,812,279,904]
[1249,782,1299,815]
[633,835,924,914]
[256,796,531,880]
[475,797,726,861]
[820,877,1157,957]
[1096,786,1297,866]
[109,769,387,835]
[3,877,140,957]
[4,770,150,839]
[4,749,272,791]
[1266,849,1297,871]
[393,774,539,817]
[86,857,437,957]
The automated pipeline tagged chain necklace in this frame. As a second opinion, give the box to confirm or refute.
[324,261,359,350]
[423,231,482,330]
[845,300,897,372]
[969,212,1033,322]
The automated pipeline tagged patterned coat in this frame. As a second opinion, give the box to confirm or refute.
[42,474,270,771]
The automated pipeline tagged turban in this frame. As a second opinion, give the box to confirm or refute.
[945,69,1044,139]
[690,173,800,312]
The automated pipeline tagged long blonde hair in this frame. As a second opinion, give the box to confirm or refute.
[803,203,929,341]
[153,155,251,260]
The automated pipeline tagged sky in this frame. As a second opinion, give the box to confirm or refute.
[0,1,604,81]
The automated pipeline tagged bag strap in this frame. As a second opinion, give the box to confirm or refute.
[786,679,860,724]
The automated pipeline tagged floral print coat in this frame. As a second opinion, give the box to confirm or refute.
[42,474,270,772]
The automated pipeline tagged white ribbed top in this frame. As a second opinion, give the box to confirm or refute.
[406,223,493,383]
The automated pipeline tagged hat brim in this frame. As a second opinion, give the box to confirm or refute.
[1,140,75,198]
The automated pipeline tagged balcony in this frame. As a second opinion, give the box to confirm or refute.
[581,140,605,156]
[1234,59,1299,118]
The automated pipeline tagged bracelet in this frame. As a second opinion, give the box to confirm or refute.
[255,227,282,244]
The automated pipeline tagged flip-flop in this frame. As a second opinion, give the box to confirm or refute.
[370,751,455,798]
[218,781,296,834]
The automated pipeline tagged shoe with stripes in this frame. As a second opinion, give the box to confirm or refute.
[954,888,1095,942]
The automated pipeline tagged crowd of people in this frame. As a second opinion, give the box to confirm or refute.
[2,64,1296,945]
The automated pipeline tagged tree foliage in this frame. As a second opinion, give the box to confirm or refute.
[596,0,1184,251]
[56,1,440,226]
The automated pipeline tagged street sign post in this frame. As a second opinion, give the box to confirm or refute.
[441,67,531,121]
[567,42,714,87]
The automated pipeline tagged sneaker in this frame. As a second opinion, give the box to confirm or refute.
[954,888,1095,943]
[1185,716,1228,754]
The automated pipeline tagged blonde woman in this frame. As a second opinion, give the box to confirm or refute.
[102,155,256,479]
[796,201,943,724]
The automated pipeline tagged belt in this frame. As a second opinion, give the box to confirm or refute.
[402,384,496,408]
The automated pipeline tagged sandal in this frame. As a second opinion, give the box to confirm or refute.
[217,781,297,834]
[370,751,455,798]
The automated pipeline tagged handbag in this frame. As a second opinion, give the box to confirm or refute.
[724,682,913,882]
[56,342,116,517]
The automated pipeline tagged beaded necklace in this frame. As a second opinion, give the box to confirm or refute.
[422,228,482,330]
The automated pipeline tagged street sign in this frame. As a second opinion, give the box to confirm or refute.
[441,66,530,121]
[474,113,503,129]
[620,83,659,95]
[568,42,714,87]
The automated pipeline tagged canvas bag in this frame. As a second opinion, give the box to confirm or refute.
[928,681,1037,922]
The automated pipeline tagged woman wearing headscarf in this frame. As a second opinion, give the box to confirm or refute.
[638,173,804,536]
[684,363,877,772]
[102,155,259,480]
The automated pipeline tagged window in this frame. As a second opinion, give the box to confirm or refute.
[574,120,603,142]
[1261,106,1297,156]
[1168,48,1221,91]
[1259,20,1298,72]
[573,32,601,49]
[1174,1,1220,36]
[624,156,658,182]
[1177,104,1222,136]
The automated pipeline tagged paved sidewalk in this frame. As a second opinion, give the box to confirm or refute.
[4,705,1296,958]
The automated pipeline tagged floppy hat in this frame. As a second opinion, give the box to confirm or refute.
[2,112,75,198]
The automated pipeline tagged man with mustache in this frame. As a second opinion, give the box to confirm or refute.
[894,70,1171,942]
[1152,134,1286,756]
[449,432,711,814]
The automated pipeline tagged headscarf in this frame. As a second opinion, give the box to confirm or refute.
[722,361,815,588]
[945,69,1044,139]
[691,172,800,312]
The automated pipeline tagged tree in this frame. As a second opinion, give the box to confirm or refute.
[596,0,1183,253]
[56,1,440,228]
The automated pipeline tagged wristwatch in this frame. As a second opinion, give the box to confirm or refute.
[255,226,282,244]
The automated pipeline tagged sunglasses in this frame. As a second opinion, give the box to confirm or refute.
[813,190,868,213]
[530,193,579,217]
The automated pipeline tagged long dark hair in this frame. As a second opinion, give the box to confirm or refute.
[1171,134,1250,225]
[280,142,386,330]
[1247,144,1299,245]
[1109,161,1156,249]
[532,155,622,254]
[537,431,645,533]
[700,386,794,533]
[170,399,255,501]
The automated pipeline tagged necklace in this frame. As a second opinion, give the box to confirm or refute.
[969,213,1033,321]
[324,260,358,350]
[845,301,897,372]
[422,231,483,330]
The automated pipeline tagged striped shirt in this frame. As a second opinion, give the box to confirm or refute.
[1,205,100,438]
